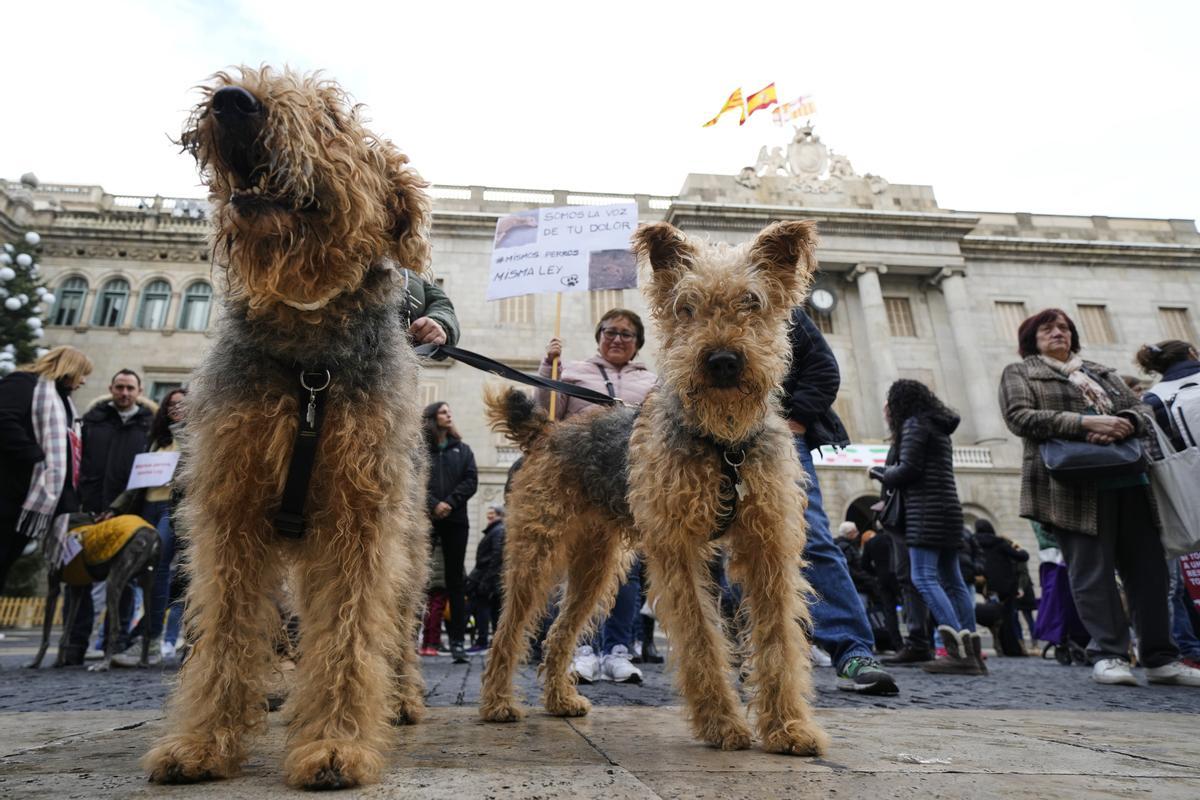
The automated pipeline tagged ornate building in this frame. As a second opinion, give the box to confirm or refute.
[4,126,1199,551]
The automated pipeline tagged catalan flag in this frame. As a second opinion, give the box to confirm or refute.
[772,95,817,125]
[702,88,746,128]
[743,83,778,123]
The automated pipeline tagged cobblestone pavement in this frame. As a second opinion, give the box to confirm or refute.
[4,627,1200,714]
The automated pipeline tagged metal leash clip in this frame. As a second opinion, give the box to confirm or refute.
[300,369,331,429]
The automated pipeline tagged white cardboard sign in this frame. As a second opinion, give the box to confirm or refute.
[125,451,181,491]
[486,202,639,301]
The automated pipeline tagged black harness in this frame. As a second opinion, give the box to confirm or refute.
[274,368,331,540]
[701,433,754,540]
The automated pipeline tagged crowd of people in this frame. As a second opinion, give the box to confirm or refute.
[2,296,1199,694]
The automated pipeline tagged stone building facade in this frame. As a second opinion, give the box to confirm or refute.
[4,126,1199,553]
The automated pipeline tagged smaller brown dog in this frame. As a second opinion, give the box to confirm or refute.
[29,514,160,671]
[480,220,829,756]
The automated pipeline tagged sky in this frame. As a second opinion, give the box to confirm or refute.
[3,0,1198,223]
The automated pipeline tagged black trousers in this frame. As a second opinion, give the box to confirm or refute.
[1053,485,1178,668]
[874,579,905,652]
[884,529,930,650]
[0,514,29,594]
[471,592,502,646]
[434,519,470,644]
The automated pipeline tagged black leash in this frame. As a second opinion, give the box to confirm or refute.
[275,369,331,540]
[414,343,622,409]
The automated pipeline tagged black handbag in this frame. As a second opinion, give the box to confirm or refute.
[1039,437,1147,483]
[878,489,905,531]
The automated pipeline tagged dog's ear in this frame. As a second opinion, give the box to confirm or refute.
[749,220,818,303]
[632,222,695,277]
[383,148,433,273]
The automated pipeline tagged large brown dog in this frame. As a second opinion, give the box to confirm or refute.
[143,67,431,790]
[480,220,829,756]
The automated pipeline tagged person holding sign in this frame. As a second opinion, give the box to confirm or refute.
[109,388,188,667]
[536,308,658,683]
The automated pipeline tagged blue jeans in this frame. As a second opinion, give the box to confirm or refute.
[795,440,875,670]
[142,500,176,640]
[909,546,976,633]
[593,559,642,654]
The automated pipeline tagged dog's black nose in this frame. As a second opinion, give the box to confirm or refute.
[212,86,262,119]
[706,350,744,387]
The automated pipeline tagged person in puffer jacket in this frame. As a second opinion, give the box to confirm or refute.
[870,379,985,676]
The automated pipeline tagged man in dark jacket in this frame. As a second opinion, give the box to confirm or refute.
[68,369,154,661]
[782,308,898,695]
[467,505,506,651]
[975,519,1030,656]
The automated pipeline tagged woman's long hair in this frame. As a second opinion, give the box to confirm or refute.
[24,345,93,386]
[1136,339,1195,375]
[885,379,957,435]
[422,401,461,447]
[150,388,186,449]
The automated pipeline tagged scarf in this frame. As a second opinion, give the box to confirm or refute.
[1039,354,1114,414]
[17,377,79,567]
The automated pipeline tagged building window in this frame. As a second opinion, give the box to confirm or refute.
[1077,304,1116,345]
[884,296,916,338]
[178,281,213,330]
[136,279,172,329]
[418,382,440,408]
[51,277,88,326]
[807,307,835,335]
[1159,307,1197,342]
[590,289,624,324]
[149,381,183,404]
[498,295,534,325]
[993,301,1028,343]
[92,278,130,327]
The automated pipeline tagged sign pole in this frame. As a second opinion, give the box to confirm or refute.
[549,293,563,420]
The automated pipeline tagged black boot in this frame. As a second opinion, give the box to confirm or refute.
[632,615,664,664]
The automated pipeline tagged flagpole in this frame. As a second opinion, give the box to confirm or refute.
[549,292,563,420]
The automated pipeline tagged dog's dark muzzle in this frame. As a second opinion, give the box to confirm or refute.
[705,350,744,388]
[211,86,266,185]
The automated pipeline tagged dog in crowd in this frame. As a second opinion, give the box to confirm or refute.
[29,514,160,671]
[480,220,829,756]
[142,67,432,790]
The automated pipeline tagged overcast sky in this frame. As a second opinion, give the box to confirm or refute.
[4,1,1197,223]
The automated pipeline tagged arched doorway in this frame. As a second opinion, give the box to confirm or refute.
[845,494,881,533]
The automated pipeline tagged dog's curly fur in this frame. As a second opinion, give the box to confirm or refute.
[479,220,829,756]
[143,67,431,790]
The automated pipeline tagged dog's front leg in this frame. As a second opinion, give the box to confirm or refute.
[643,534,751,751]
[726,480,828,756]
[29,571,61,669]
[143,516,282,784]
[282,505,404,789]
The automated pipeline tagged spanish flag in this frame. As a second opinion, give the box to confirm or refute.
[744,83,778,123]
[702,88,746,127]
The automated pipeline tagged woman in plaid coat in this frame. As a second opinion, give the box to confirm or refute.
[999,308,1199,688]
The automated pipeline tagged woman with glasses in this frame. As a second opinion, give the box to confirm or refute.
[536,308,658,683]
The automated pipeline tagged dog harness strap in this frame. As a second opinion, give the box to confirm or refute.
[414,343,622,408]
[275,370,331,540]
[711,445,747,540]
[596,365,617,399]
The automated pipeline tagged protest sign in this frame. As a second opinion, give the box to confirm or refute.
[125,451,181,491]
[1182,551,1200,615]
[486,202,638,301]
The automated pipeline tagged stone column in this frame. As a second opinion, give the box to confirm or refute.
[848,263,899,405]
[934,267,1006,442]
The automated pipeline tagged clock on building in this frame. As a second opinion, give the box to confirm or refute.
[810,287,836,312]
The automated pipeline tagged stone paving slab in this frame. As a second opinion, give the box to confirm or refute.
[3,707,1199,799]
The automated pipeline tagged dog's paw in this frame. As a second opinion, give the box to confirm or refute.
[760,720,829,757]
[390,696,425,726]
[545,691,591,718]
[143,734,237,784]
[701,721,753,752]
[479,698,525,723]
[284,739,382,791]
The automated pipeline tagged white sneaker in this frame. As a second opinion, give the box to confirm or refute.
[1092,657,1138,686]
[601,645,643,684]
[1146,660,1200,687]
[111,639,162,668]
[161,641,177,661]
[810,645,833,667]
[570,645,601,684]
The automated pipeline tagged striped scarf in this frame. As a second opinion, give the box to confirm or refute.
[17,377,78,567]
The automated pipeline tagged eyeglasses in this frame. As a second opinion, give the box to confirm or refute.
[600,328,636,342]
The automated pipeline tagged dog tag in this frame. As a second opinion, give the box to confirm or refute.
[306,391,317,429]
[735,480,748,501]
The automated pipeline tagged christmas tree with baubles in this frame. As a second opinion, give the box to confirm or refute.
[0,230,53,375]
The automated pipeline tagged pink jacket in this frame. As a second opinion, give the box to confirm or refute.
[536,354,657,421]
